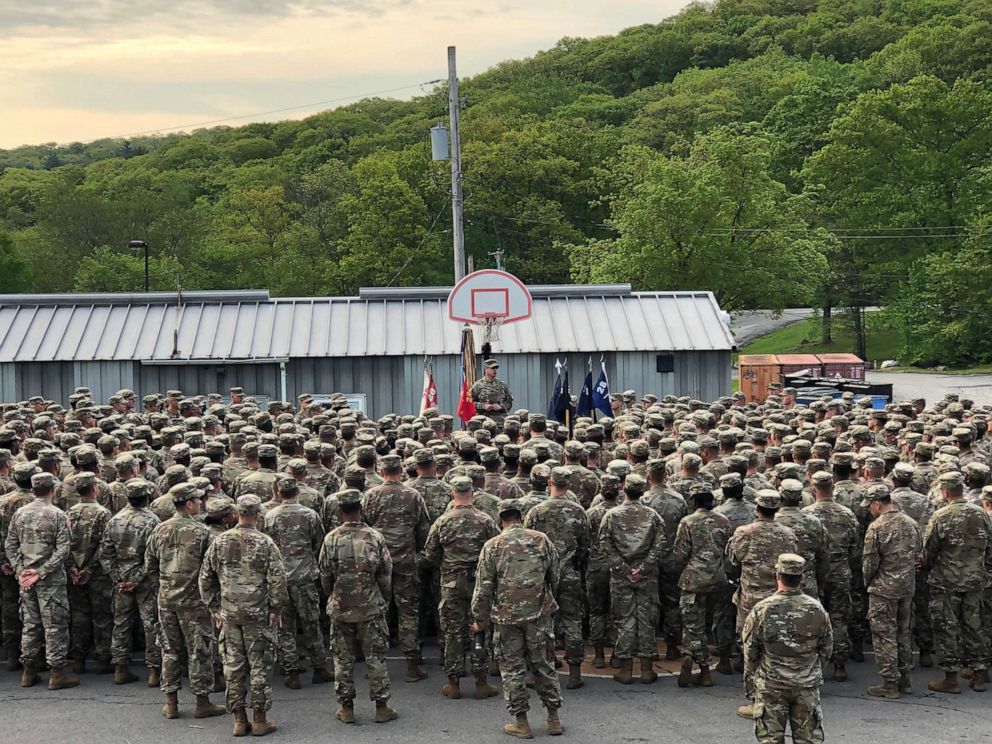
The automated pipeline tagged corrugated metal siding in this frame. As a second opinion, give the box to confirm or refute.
[0,291,734,362]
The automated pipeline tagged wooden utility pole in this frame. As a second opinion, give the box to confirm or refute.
[448,46,465,281]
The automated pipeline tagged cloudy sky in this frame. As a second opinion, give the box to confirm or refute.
[0,1,690,148]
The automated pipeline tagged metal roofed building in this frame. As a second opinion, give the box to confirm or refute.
[0,285,735,416]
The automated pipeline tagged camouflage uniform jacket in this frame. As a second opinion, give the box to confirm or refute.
[318,521,392,622]
[561,465,599,509]
[304,463,339,496]
[517,489,547,518]
[150,494,177,523]
[521,435,563,462]
[66,498,111,576]
[423,503,499,580]
[483,472,525,502]
[99,505,160,585]
[912,463,937,494]
[863,510,921,599]
[408,476,452,524]
[728,519,797,614]
[890,486,933,532]
[585,499,620,572]
[469,378,513,419]
[262,498,323,586]
[923,499,992,592]
[199,525,288,624]
[673,508,731,593]
[108,479,131,514]
[775,506,829,595]
[643,485,687,560]
[222,456,248,486]
[145,513,213,612]
[295,482,323,514]
[523,495,591,570]
[446,488,502,524]
[472,523,560,625]
[57,471,112,512]
[233,468,278,502]
[714,498,756,533]
[598,501,669,580]
[5,498,71,583]
[802,499,859,583]
[362,481,430,574]
[0,487,33,566]
[834,480,868,537]
[742,589,832,692]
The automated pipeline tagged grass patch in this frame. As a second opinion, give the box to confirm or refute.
[739,316,902,367]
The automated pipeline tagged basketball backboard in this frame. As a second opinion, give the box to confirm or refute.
[447,269,532,325]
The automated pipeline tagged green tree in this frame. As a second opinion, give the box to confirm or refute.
[0,229,32,292]
[73,246,182,292]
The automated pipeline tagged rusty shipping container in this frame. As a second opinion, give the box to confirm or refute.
[738,354,780,403]
[776,354,823,378]
[817,353,866,380]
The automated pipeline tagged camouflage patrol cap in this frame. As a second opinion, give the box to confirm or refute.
[938,470,965,489]
[780,479,804,501]
[629,440,650,458]
[13,461,40,479]
[563,441,584,458]
[600,474,620,493]
[497,499,521,516]
[378,454,402,471]
[169,482,202,504]
[755,489,781,509]
[681,453,702,468]
[74,472,97,489]
[457,437,479,454]
[982,486,992,503]
[115,453,137,472]
[606,459,630,477]
[478,447,500,463]
[125,477,154,499]
[75,446,99,465]
[204,440,227,456]
[450,476,473,493]
[276,475,299,496]
[286,458,307,475]
[518,449,538,466]
[963,462,990,479]
[530,464,551,484]
[775,553,805,574]
[236,494,262,515]
[37,448,60,465]
[413,448,435,465]
[550,467,570,487]
[31,472,56,490]
[719,472,742,488]
[257,444,278,459]
[503,444,521,459]
[335,488,360,507]
[206,496,235,518]
[859,483,891,507]
[624,473,647,495]
[466,464,486,480]
[811,470,833,486]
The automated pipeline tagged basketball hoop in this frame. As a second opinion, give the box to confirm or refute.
[448,269,532,351]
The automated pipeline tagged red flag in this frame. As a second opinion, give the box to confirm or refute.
[420,361,439,414]
[457,373,476,423]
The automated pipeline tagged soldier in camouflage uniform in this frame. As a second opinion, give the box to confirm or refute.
[200,494,288,736]
[5,472,79,690]
[284,459,324,513]
[774,479,828,598]
[470,360,513,426]
[362,453,430,681]
[803,471,859,682]
[729,490,797,718]
[472,498,563,739]
[262,476,330,688]
[144,482,226,719]
[861,485,922,699]
[318,488,398,725]
[481,446,525,501]
[65,471,113,674]
[233,443,280,501]
[644,458,687,660]
[599,474,668,685]
[742,554,832,744]
[0,461,37,669]
[673,487,731,688]
[99,477,162,686]
[524,466,591,689]
[561,440,600,508]
[585,474,620,668]
[423,475,499,699]
[923,470,992,694]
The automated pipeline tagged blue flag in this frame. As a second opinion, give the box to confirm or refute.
[576,368,594,418]
[591,361,612,418]
[552,366,574,430]
[547,361,562,420]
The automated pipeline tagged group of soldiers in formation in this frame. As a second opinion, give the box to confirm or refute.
[1,372,990,742]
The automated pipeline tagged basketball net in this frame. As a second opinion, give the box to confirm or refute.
[481,316,503,345]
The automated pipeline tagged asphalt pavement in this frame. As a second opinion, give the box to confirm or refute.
[729,309,814,346]
[3,647,989,744]
[867,371,992,407]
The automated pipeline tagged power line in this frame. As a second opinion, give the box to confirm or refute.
[385,197,451,287]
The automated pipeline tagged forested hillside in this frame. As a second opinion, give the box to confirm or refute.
[1,0,990,364]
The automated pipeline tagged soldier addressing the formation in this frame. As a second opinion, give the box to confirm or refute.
[471,360,513,426]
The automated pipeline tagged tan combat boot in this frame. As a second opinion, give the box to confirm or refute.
[70,659,85,675]
[162,691,179,719]
[566,663,584,689]
[335,700,355,724]
[5,655,21,672]
[20,664,39,688]
[374,700,399,723]
[677,656,693,688]
[114,664,138,685]
[970,669,987,692]
[927,671,961,694]
[283,673,301,690]
[94,660,114,675]
[147,667,161,687]
[639,657,658,684]
[213,671,227,692]
[898,674,913,694]
[547,708,563,736]
[474,674,498,699]
[194,694,225,718]
[694,664,713,687]
[612,658,633,685]
[592,645,607,669]
[442,675,461,699]
[232,708,251,737]
[405,659,428,683]
[609,649,621,668]
[716,653,733,675]
[737,703,756,719]
[833,662,847,682]
[311,666,333,684]
[867,681,900,699]
[503,713,533,739]
[665,642,681,661]
[48,667,80,690]
[250,706,276,736]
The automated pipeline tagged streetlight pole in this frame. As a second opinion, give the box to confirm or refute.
[128,240,149,291]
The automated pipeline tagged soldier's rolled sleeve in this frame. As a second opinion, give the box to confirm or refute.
[4,523,22,575]
[198,542,221,613]
[862,530,880,589]
[470,545,495,626]
[376,540,392,602]
[741,609,761,686]
[266,548,289,615]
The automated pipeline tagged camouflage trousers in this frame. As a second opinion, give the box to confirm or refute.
[160,609,215,695]
[658,561,682,645]
[1,573,22,660]
[493,615,562,716]
[981,587,992,657]
[586,567,612,646]
[392,570,421,660]
[753,685,824,744]
[867,594,912,682]
[439,572,487,678]
[555,566,586,665]
[110,582,162,668]
[712,583,737,659]
[68,576,113,663]
[930,589,989,672]
[20,581,70,669]
[278,583,327,673]
[680,589,722,665]
[332,615,391,704]
[221,622,277,712]
[818,578,851,663]
[610,576,659,660]
[849,569,868,644]
[913,569,933,654]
